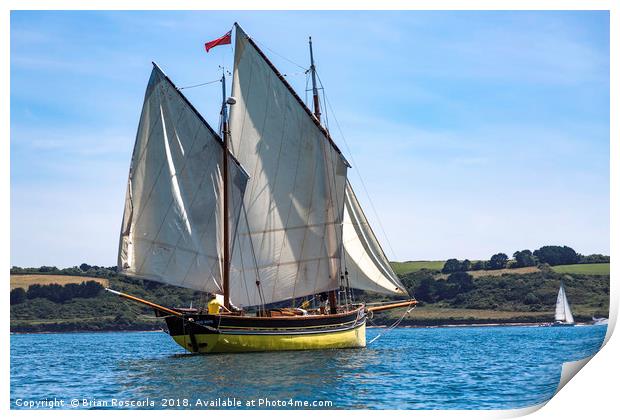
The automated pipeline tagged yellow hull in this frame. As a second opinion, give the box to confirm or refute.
[171,321,366,353]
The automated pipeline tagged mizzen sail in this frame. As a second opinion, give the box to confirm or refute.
[118,63,248,294]
[228,25,349,306]
[343,181,407,295]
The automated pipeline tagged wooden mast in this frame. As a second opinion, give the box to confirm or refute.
[221,70,231,310]
[309,36,338,315]
[309,36,322,121]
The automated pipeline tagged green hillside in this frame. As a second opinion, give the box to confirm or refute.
[391,261,445,275]
[552,263,609,275]
[10,262,610,332]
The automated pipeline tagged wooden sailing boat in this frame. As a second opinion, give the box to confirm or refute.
[108,24,416,353]
[553,281,575,326]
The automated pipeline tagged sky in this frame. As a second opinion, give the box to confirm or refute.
[10,10,610,268]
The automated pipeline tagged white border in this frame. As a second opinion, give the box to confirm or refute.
[2,1,616,419]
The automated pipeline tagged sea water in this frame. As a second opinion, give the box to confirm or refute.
[10,325,607,410]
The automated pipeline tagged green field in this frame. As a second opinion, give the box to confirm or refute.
[391,260,445,275]
[370,304,556,326]
[552,263,610,275]
[391,261,610,277]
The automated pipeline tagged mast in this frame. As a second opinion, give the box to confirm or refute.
[309,36,337,314]
[221,70,231,310]
[309,37,321,122]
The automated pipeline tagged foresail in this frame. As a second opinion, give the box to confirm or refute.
[343,181,407,296]
[229,25,349,307]
[118,64,248,294]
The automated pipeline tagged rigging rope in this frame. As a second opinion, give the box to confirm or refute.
[254,39,308,72]
[367,303,415,344]
[178,79,221,90]
[317,72,400,263]
[310,71,346,305]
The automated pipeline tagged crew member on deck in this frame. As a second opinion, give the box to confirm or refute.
[318,292,329,315]
[207,293,233,314]
[207,293,222,315]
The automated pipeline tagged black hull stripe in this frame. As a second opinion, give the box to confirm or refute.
[165,310,365,337]
[202,321,366,336]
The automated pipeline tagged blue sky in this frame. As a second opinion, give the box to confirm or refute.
[10,10,610,267]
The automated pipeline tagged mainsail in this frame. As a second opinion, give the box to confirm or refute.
[555,281,575,324]
[228,26,349,306]
[118,64,248,294]
[343,181,407,295]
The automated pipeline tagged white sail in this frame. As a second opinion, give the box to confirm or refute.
[555,282,575,324]
[118,64,248,294]
[343,181,407,295]
[228,25,349,307]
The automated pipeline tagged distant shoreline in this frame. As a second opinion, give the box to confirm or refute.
[368,322,599,329]
[10,329,166,335]
[12,321,604,335]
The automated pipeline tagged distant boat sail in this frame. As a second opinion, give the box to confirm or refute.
[108,23,416,353]
[554,281,574,326]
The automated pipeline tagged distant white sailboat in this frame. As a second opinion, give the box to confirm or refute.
[554,281,575,326]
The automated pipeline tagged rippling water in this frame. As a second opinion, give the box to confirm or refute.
[10,325,606,409]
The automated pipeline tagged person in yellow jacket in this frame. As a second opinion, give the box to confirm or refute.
[207,294,220,314]
[207,293,231,315]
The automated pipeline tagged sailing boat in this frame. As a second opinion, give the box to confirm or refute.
[107,24,416,353]
[553,281,575,326]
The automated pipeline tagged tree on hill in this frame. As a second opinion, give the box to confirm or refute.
[471,260,486,271]
[10,288,27,305]
[513,250,537,268]
[534,246,579,266]
[442,258,474,273]
[580,254,610,264]
[442,259,462,274]
[414,276,437,303]
[488,253,509,270]
[24,281,103,303]
[447,271,474,293]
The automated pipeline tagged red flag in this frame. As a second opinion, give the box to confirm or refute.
[204,30,232,52]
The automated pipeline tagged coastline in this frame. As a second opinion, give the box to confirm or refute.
[12,321,596,334]
[10,329,166,335]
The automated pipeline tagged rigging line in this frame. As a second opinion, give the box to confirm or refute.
[312,73,344,294]
[282,71,308,77]
[253,39,308,72]
[178,79,221,90]
[241,201,266,311]
[235,204,253,309]
[304,72,310,106]
[316,74,330,132]
[367,303,415,344]
[120,298,159,320]
[366,299,415,306]
[318,76,400,262]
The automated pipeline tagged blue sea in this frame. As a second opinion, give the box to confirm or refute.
[10,325,607,410]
